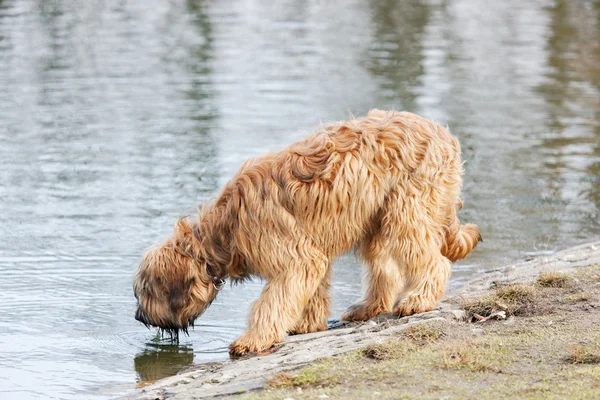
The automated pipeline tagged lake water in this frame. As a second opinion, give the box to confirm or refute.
[0,0,599,398]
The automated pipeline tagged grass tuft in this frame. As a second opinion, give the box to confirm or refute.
[440,340,509,373]
[363,345,392,361]
[267,373,294,388]
[565,292,592,303]
[363,339,416,361]
[494,283,537,303]
[538,271,572,288]
[403,323,445,345]
[267,361,341,389]
[462,283,538,318]
[574,264,600,282]
[565,344,600,364]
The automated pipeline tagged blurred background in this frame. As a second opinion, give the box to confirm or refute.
[0,0,598,398]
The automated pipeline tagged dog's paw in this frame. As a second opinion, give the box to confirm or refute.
[228,341,255,358]
[288,319,327,335]
[229,335,277,359]
[392,296,434,317]
[341,302,388,321]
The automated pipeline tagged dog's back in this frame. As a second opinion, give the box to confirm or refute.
[207,110,471,267]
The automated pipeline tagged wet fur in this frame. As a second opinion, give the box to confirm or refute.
[133,110,481,357]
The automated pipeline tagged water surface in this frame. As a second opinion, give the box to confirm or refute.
[0,0,599,398]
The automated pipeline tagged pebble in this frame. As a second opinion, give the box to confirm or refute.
[354,320,378,333]
[471,328,485,336]
[450,310,467,321]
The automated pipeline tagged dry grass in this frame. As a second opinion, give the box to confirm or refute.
[403,322,445,345]
[363,322,445,360]
[441,344,481,371]
[574,264,600,282]
[363,338,416,361]
[267,361,341,389]
[363,344,393,361]
[565,293,592,303]
[538,271,573,288]
[462,283,538,319]
[440,340,509,373]
[267,374,294,388]
[565,344,600,364]
[494,283,537,302]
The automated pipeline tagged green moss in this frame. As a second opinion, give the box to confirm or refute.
[439,338,513,372]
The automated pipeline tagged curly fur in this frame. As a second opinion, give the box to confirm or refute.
[133,109,481,357]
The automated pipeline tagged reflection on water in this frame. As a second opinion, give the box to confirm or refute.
[134,341,194,384]
[0,0,599,398]
[366,0,430,110]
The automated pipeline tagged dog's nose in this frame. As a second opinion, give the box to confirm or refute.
[135,307,147,324]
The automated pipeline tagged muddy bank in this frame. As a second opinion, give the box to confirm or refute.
[123,240,600,400]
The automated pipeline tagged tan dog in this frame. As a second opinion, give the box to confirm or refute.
[133,110,480,357]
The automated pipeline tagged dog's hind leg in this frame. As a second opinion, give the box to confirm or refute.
[341,226,403,321]
[289,265,332,335]
[392,140,479,315]
[389,196,452,316]
[392,243,451,317]
[229,243,329,357]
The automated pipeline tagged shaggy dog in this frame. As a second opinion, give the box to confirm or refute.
[134,110,480,357]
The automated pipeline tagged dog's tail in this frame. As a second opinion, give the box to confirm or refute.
[441,220,481,262]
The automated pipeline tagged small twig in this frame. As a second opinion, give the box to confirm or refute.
[473,311,507,323]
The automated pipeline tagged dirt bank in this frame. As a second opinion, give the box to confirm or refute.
[124,240,600,400]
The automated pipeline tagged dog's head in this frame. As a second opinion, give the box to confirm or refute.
[133,218,220,337]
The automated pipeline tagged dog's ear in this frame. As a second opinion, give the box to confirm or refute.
[173,218,197,257]
[174,217,192,237]
[168,222,197,312]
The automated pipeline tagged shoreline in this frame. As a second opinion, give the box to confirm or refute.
[123,240,600,400]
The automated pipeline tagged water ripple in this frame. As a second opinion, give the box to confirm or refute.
[1,0,599,399]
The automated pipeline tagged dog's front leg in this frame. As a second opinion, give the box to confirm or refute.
[229,250,328,358]
[289,265,331,335]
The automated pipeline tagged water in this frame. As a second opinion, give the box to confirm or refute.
[0,0,598,398]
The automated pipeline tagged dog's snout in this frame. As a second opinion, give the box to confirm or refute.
[135,307,148,325]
